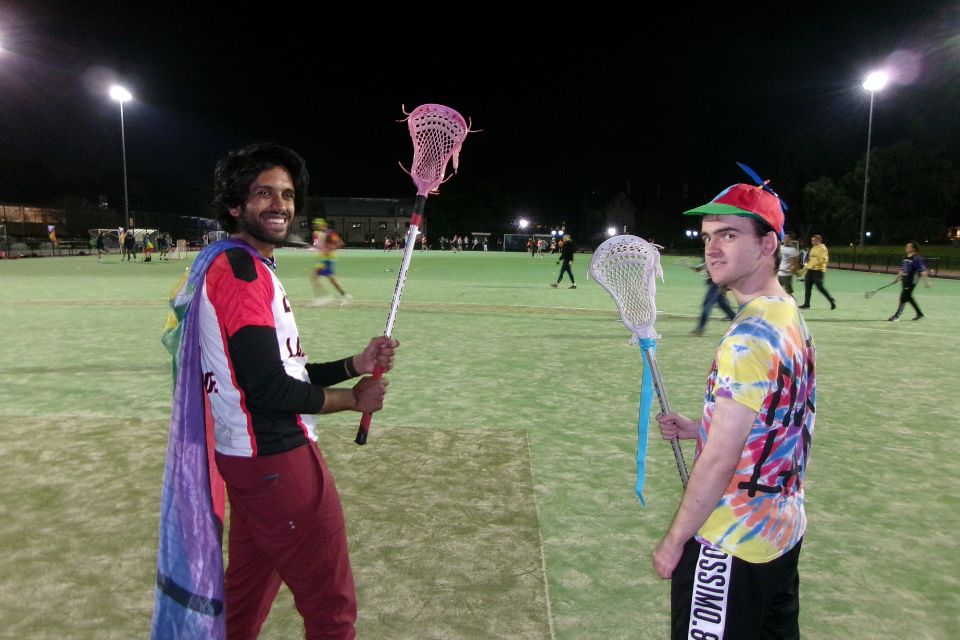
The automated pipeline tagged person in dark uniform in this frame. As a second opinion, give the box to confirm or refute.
[551,234,576,289]
[888,241,931,321]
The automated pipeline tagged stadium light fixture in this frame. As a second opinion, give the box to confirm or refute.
[858,70,889,249]
[109,84,133,235]
[606,227,617,237]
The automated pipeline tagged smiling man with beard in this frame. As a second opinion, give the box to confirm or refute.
[155,143,398,639]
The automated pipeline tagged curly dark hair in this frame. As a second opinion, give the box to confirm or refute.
[210,143,309,233]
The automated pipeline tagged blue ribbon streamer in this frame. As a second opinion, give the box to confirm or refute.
[635,337,657,507]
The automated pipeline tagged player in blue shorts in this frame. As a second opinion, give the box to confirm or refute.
[311,218,351,306]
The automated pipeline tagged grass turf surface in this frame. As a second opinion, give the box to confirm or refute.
[1,249,958,639]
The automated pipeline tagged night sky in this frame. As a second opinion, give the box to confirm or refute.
[1,1,958,228]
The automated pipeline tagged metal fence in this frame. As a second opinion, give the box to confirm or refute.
[830,253,957,279]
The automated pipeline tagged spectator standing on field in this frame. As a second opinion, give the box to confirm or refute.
[777,232,801,296]
[123,230,136,262]
[551,234,576,289]
[96,232,108,262]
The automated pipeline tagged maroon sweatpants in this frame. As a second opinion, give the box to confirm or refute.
[216,442,356,640]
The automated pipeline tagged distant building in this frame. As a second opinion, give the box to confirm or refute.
[581,185,639,247]
[0,200,217,244]
[299,196,418,246]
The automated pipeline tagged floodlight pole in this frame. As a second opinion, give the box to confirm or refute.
[858,91,876,250]
[119,98,130,234]
[110,85,134,246]
[859,71,888,249]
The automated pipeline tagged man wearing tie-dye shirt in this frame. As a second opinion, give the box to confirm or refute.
[652,182,815,640]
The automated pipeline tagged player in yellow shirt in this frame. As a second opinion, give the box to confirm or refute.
[311,218,351,306]
[798,234,836,309]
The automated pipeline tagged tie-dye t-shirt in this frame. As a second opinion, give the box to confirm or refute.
[695,296,815,563]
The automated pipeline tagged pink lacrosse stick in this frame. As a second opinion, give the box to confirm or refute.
[356,104,470,445]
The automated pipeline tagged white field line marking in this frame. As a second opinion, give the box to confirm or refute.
[829,326,953,338]
[525,429,557,640]
[655,310,954,339]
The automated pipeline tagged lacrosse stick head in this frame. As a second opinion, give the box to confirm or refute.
[405,104,469,196]
[589,235,664,340]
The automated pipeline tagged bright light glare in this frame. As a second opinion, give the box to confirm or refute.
[518,218,529,229]
[606,227,616,237]
[862,71,889,92]
[109,85,133,102]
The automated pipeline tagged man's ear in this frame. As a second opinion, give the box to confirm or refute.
[761,232,779,256]
[227,206,241,221]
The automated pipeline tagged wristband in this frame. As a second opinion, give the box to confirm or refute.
[345,357,359,378]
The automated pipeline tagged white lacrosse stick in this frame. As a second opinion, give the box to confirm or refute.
[589,235,689,497]
[356,104,470,445]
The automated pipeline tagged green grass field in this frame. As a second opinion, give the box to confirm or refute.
[1,248,958,639]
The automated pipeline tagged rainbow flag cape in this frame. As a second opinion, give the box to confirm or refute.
[150,238,257,639]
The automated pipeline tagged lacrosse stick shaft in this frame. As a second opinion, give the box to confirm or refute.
[642,347,690,487]
[355,195,426,445]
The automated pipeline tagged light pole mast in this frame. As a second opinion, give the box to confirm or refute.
[109,85,133,235]
[859,70,888,249]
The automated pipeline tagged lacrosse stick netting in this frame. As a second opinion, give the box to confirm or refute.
[407,104,469,195]
[589,236,690,500]
[356,104,470,445]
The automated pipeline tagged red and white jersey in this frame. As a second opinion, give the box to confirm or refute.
[197,248,321,457]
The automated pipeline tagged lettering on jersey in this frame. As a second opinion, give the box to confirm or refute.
[203,371,218,394]
[282,295,291,313]
[285,336,305,358]
[689,545,732,639]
